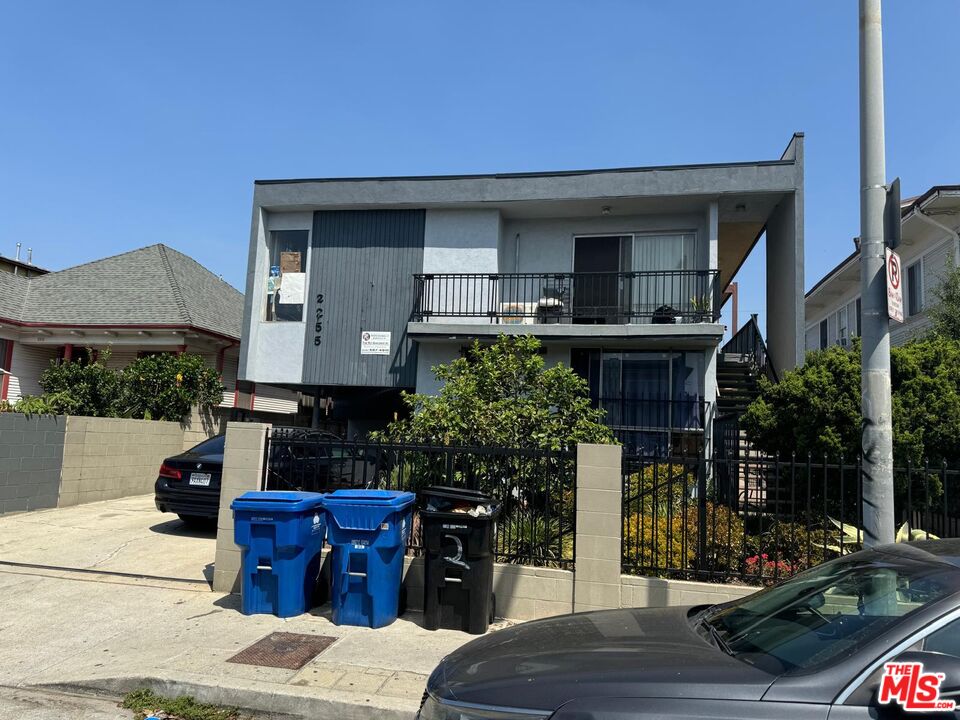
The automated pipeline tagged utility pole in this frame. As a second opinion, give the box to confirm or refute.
[859,0,895,546]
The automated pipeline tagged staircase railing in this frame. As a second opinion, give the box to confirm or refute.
[721,313,778,383]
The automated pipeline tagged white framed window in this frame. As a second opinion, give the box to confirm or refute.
[907,260,923,317]
[837,305,849,346]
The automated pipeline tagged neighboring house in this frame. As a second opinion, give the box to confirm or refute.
[239,134,805,452]
[805,185,960,352]
[0,244,297,418]
[0,247,49,278]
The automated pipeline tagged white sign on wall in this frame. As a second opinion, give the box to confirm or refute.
[360,331,391,356]
[886,248,904,323]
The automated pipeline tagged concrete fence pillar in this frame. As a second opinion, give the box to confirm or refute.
[573,443,624,613]
[212,421,271,593]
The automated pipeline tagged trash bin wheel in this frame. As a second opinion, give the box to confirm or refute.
[489,593,496,624]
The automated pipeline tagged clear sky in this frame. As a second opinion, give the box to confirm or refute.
[2,1,958,337]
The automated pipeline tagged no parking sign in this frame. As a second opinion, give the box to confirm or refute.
[886,247,904,323]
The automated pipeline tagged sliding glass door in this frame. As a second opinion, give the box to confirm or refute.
[629,232,698,320]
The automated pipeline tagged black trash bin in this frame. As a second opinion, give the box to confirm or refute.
[419,486,500,635]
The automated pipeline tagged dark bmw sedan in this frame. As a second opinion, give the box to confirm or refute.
[420,541,960,719]
[154,434,225,527]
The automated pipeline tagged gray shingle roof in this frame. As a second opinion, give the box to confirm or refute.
[0,244,242,340]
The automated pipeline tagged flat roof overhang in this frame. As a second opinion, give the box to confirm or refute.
[408,321,724,349]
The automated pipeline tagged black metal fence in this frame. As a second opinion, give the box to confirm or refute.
[622,448,960,586]
[263,428,577,569]
[412,270,721,325]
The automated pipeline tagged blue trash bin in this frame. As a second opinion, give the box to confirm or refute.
[231,491,326,618]
[322,489,415,628]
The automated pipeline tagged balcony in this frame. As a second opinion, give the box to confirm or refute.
[412,270,721,326]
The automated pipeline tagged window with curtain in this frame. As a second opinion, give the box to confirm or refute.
[630,233,699,320]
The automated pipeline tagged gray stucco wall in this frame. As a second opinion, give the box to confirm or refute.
[0,414,65,515]
[766,192,804,371]
[502,212,710,274]
[239,210,313,385]
[423,209,500,273]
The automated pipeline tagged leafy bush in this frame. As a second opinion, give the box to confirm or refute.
[38,351,123,416]
[742,337,960,469]
[374,334,615,450]
[119,352,223,421]
[33,349,223,421]
[622,502,745,577]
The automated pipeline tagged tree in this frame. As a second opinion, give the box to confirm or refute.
[929,261,960,341]
[741,336,960,467]
[375,334,615,449]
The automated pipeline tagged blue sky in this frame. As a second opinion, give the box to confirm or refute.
[2,1,958,336]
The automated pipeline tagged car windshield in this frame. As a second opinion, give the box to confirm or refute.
[703,548,960,674]
[189,435,225,455]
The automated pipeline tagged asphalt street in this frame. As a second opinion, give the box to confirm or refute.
[0,687,131,719]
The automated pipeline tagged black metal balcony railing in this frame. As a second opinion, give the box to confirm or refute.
[412,270,721,325]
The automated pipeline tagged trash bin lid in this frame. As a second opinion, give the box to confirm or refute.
[322,489,415,509]
[419,486,495,505]
[231,491,325,513]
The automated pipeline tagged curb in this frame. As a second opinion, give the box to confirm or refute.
[35,672,419,720]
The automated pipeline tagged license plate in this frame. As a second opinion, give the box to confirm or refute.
[189,473,212,487]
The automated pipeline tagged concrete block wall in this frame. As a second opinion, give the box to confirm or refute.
[181,406,229,452]
[58,416,185,507]
[0,414,65,514]
[212,422,270,593]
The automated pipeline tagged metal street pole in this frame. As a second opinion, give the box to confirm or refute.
[859,0,895,547]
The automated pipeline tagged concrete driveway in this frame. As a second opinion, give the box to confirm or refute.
[0,495,481,719]
[0,494,215,587]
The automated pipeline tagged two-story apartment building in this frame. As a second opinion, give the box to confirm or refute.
[239,134,805,452]
[805,185,960,352]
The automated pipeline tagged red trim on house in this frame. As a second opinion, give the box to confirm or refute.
[63,344,73,362]
[0,340,14,401]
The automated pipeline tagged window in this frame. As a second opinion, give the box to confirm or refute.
[855,297,862,336]
[819,319,828,350]
[573,348,704,453]
[907,261,923,317]
[837,306,848,346]
[265,230,309,322]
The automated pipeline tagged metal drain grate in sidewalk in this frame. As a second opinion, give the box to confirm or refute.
[227,632,337,670]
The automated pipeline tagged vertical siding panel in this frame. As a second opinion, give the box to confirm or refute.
[303,209,424,387]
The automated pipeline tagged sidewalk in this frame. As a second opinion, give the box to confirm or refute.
[0,496,499,719]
